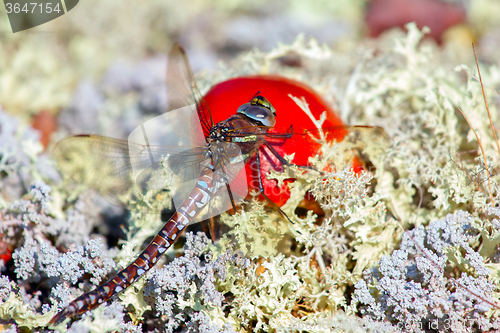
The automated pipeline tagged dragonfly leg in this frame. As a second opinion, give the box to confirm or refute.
[207,216,219,242]
[256,150,294,224]
[225,182,238,213]
[263,141,322,174]
[206,181,238,242]
[265,125,294,139]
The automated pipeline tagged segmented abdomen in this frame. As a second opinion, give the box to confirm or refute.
[49,167,216,325]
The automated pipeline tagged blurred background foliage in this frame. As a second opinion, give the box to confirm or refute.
[1,0,496,120]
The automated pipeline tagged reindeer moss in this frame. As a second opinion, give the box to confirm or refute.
[1,22,500,332]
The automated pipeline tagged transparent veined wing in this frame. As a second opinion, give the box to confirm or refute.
[263,125,390,163]
[165,44,213,139]
[53,134,204,205]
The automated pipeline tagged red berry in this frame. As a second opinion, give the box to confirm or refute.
[204,75,345,206]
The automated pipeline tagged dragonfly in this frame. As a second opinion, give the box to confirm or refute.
[49,44,388,325]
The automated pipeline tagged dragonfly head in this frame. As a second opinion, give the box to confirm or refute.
[237,95,276,127]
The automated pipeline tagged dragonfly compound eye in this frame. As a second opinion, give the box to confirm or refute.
[237,96,276,127]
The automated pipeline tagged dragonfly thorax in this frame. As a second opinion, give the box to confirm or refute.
[206,110,271,165]
[208,124,230,143]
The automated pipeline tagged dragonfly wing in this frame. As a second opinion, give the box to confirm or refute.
[128,100,208,182]
[200,142,248,223]
[166,141,248,224]
[243,125,390,182]
[53,135,207,211]
[335,126,390,159]
[165,44,213,138]
[265,125,389,157]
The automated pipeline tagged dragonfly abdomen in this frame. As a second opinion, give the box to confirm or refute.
[49,168,217,325]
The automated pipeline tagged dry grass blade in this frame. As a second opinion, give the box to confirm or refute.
[473,44,500,161]
[456,108,495,206]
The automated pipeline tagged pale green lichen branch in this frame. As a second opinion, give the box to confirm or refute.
[288,93,327,141]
